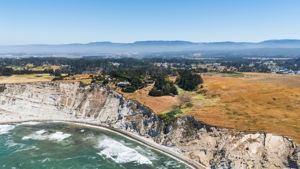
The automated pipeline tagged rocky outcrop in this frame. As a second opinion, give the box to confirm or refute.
[0,82,299,168]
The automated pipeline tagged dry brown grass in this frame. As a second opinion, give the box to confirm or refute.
[117,85,178,114]
[64,74,91,80]
[188,73,300,144]
[0,74,54,84]
[3,72,297,143]
[30,65,61,71]
[8,64,61,72]
[119,73,300,144]
[243,72,300,88]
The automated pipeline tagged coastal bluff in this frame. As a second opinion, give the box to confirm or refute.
[0,82,299,168]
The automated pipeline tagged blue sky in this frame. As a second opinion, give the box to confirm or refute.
[0,0,299,45]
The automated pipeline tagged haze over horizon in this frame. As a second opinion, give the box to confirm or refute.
[0,0,300,45]
[2,39,300,46]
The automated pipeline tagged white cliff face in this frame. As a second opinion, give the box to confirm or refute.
[0,82,299,169]
[0,82,135,123]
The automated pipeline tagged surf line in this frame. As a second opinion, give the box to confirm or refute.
[0,120,207,169]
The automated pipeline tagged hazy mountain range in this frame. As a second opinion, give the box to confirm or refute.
[1,39,300,57]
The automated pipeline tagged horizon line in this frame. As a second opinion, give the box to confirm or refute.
[1,38,300,46]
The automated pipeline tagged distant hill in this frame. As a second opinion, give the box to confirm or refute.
[0,39,300,57]
[260,39,300,45]
[132,40,196,45]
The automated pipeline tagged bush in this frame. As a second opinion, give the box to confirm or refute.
[121,86,136,93]
[159,109,183,122]
[52,76,64,81]
[148,87,163,96]
[102,79,109,85]
[53,72,62,77]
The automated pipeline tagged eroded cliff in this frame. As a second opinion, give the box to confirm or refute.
[0,82,299,168]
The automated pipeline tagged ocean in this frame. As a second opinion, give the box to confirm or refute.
[0,122,191,169]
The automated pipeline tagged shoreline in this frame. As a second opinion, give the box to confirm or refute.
[0,119,206,169]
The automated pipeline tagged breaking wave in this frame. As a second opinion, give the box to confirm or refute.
[0,125,15,135]
[97,138,152,165]
[22,130,71,142]
[18,122,41,126]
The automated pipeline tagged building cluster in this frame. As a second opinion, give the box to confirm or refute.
[261,60,300,74]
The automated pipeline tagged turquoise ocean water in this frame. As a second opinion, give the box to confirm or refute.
[0,122,190,169]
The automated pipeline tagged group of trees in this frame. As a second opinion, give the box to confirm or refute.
[0,57,204,94]
[220,58,270,73]
[122,78,145,93]
[3,56,299,76]
[109,70,146,93]
[148,76,178,96]
[148,70,203,96]
[0,66,57,76]
[0,67,14,76]
[176,70,203,91]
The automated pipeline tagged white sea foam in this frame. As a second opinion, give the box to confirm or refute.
[97,138,152,165]
[5,139,25,148]
[40,158,51,163]
[22,130,71,142]
[14,145,38,153]
[163,160,182,168]
[19,122,41,126]
[135,146,158,161]
[0,125,15,134]
[47,132,71,142]
[156,161,183,169]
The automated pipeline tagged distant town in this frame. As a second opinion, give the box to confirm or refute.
[1,56,300,77]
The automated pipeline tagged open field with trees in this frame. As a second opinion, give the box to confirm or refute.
[1,57,299,143]
[120,72,300,144]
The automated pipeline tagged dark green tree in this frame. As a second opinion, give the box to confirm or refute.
[149,76,178,96]
[176,70,203,91]
[121,86,136,93]
[129,77,145,90]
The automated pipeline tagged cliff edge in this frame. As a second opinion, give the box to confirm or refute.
[0,82,299,168]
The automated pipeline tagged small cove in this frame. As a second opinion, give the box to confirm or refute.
[0,122,191,169]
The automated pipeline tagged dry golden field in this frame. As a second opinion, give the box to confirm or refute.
[0,73,94,84]
[2,72,299,143]
[30,65,61,71]
[121,73,300,144]
[188,73,300,143]
[7,64,61,71]
[0,74,54,84]
[118,85,178,113]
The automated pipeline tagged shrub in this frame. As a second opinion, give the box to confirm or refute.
[159,109,183,122]
[52,76,64,81]
[121,86,136,93]
[102,79,109,85]
[148,87,163,96]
